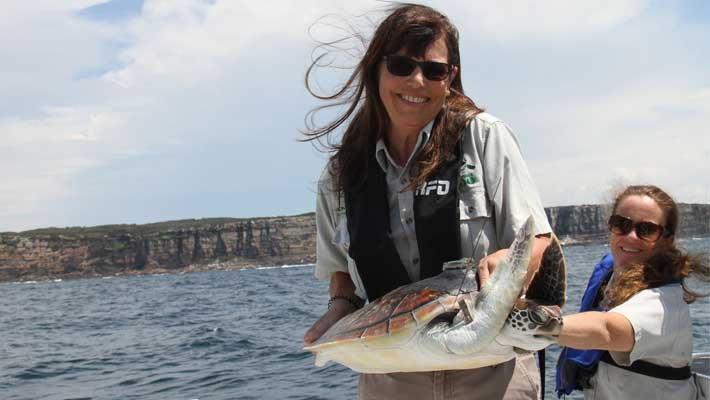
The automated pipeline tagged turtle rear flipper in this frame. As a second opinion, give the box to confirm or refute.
[526,234,566,307]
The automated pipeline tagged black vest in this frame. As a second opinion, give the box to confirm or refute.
[344,138,463,301]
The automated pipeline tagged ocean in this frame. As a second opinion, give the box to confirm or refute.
[1,240,708,400]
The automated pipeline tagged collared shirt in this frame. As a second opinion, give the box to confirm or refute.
[314,112,552,300]
[373,119,434,282]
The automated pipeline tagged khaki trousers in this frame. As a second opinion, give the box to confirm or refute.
[358,355,540,400]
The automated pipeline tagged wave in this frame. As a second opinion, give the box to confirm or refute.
[254,263,313,271]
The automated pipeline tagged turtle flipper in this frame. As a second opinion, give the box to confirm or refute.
[525,234,567,307]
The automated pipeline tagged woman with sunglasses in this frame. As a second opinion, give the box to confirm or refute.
[302,4,552,399]
[510,185,709,399]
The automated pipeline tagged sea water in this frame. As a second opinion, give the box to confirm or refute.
[1,240,708,400]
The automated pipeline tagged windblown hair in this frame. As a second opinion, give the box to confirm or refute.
[301,3,482,191]
[603,185,710,307]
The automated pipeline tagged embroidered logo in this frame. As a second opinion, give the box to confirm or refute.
[417,180,450,196]
[462,174,477,185]
[459,163,478,189]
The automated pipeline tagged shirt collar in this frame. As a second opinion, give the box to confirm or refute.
[375,119,435,173]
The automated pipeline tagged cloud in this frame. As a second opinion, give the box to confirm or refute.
[1,0,708,232]
[526,83,710,206]
[1,0,369,231]
[447,0,710,207]
[444,0,648,41]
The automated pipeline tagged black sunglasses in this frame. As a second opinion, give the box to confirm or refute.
[608,214,670,242]
[383,55,452,81]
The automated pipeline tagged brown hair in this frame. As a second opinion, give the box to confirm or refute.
[301,3,482,191]
[603,185,710,307]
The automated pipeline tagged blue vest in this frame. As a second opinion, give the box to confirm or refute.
[555,253,614,397]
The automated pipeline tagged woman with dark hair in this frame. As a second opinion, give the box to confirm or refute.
[302,4,552,399]
[513,185,709,399]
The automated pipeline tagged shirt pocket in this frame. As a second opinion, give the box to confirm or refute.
[459,188,491,221]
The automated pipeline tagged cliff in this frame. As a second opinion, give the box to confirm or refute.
[546,203,710,244]
[1,204,709,283]
[0,214,315,283]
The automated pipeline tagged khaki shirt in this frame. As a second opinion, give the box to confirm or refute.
[314,112,551,300]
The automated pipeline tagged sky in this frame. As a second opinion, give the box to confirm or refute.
[1,0,709,232]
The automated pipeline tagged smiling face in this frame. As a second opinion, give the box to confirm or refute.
[378,36,457,137]
[610,195,669,270]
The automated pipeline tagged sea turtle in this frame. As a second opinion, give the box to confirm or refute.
[304,216,567,373]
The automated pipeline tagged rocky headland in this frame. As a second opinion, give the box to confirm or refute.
[1,205,708,283]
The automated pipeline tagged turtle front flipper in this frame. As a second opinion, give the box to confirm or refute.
[525,233,567,307]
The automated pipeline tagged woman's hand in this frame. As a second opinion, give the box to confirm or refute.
[303,299,357,345]
[497,302,563,350]
[477,249,508,288]
[477,235,551,288]
[304,271,359,345]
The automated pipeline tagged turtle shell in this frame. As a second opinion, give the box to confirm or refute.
[310,267,477,348]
